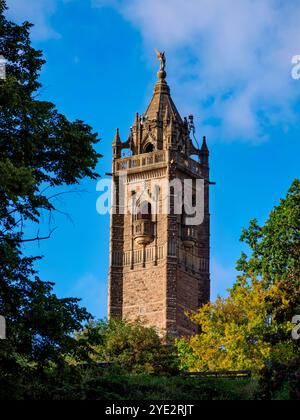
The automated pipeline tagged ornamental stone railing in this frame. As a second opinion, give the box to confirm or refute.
[115,151,166,173]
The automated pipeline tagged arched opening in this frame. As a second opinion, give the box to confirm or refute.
[121,148,133,158]
[190,154,200,162]
[144,143,154,153]
[136,201,152,221]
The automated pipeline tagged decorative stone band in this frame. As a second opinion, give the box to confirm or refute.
[112,245,164,267]
[115,150,204,178]
[115,151,166,172]
[176,154,203,177]
[111,244,209,273]
[178,248,209,273]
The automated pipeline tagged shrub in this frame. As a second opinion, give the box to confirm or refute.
[77,319,179,376]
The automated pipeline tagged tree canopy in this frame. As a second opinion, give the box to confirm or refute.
[178,180,300,376]
[0,0,101,394]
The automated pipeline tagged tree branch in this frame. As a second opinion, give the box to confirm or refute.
[20,227,58,244]
[47,189,87,202]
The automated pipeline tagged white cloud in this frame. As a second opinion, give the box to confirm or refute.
[6,0,61,41]
[93,0,300,142]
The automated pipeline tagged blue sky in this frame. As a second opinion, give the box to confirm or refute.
[5,0,300,319]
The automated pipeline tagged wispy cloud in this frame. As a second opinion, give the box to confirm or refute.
[6,0,300,139]
[6,0,61,41]
[93,0,300,143]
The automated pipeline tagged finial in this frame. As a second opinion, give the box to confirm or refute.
[113,127,121,145]
[201,136,209,153]
[155,49,167,80]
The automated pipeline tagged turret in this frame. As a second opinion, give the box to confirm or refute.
[200,136,209,167]
[112,128,121,159]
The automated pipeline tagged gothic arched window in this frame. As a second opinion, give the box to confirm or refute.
[136,201,152,221]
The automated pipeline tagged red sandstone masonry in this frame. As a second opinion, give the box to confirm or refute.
[108,57,211,337]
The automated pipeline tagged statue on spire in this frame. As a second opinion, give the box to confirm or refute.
[155,49,166,72]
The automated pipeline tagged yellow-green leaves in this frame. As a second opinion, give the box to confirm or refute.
[178,277,294,375]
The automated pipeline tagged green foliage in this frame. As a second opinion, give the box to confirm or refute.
[177,180,300,376]
[0,363,258,400]
[0,0,100,233]
[177,277,294,375]
[1,0,299,401]
[79,374,257,401]
[259,357,300,400]
[237,179,300,358]
[77,319,179,375]
[237,179,300,319]
[0,0,101,398]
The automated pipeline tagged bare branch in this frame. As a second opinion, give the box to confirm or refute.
[54,208,75,227]
[20,227,58,244]
[47,189,87,202]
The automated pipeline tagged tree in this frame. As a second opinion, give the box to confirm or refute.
[77,319,179,375]
[177,180,300,375]
[0,0,101,397]
[237,179,300,338]
[177,277,293,375]
[0,0,100,238]
[259,356,300,400]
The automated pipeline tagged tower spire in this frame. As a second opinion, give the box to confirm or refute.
[143,51,182,125]
[113,128,121,145]
[200,136,209,166]
[112,128,121,159]
[201,136,209,153]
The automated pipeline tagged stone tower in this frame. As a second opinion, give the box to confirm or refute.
[108,53,210,337]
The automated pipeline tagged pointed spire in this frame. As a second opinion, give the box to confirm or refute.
[113,128,121,146]
[112,128,122,159]
[200,136,209,167]
[201,136,209,154]
[144,51,182,124]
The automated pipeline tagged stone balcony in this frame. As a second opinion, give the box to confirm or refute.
[115,151,166,174]
[181,225,198,248]
[114,150,203,178]
[176,154,203,177]
[133,219,155,246]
